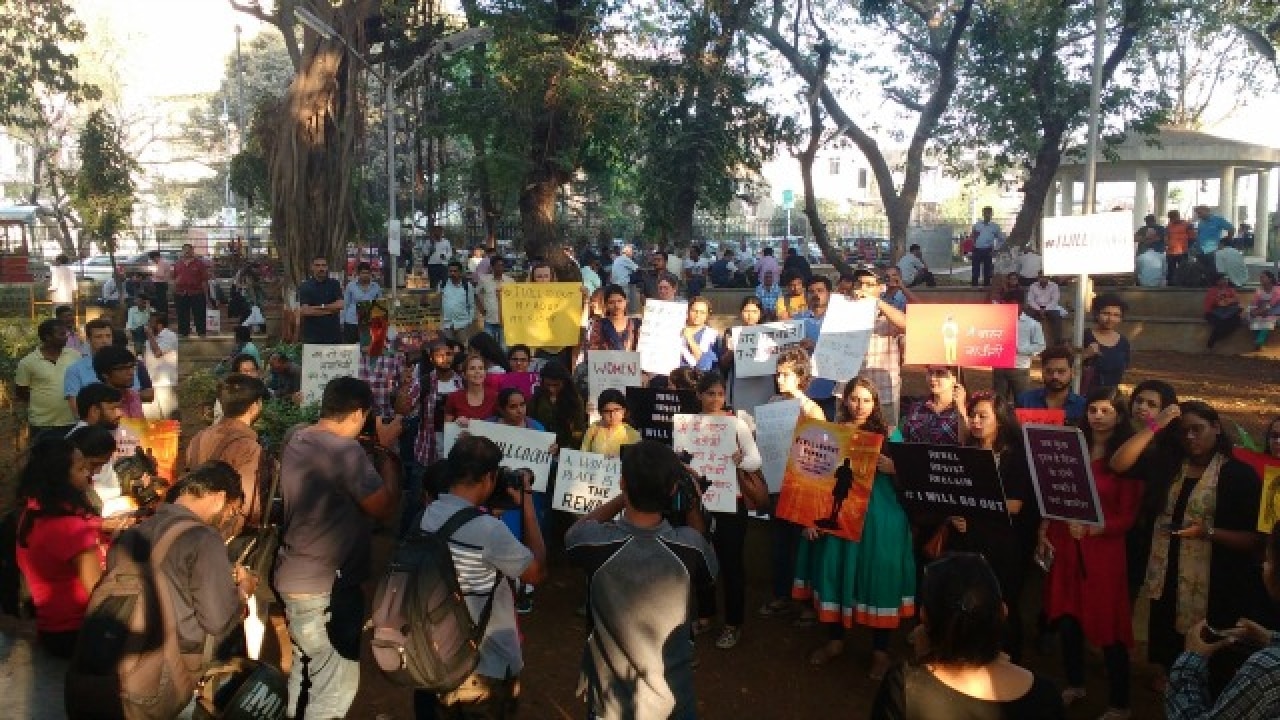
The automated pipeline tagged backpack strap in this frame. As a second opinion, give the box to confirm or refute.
[146,519,212,664]
[432,506,504,636]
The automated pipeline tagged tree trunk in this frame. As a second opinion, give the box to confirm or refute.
[798,90,851,278]
[1008,137,1065,246]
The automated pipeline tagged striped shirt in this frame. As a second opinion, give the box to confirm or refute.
[1167,640,1280,719]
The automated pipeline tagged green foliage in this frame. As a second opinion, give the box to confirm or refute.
[0,318,39,405]
[177,367,221,413]
[0,1,100,130]
[71,109,138,256]
[255,399,319,450]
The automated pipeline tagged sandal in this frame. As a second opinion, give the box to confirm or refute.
[808,640,845,666]
[715,626,742,650]
[757,599,796,618]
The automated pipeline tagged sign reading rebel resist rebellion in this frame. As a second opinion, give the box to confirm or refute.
[776,416,882,542]
[1022,424,1104,526]
[729,321,805,378]
[902,304,1018,369]
[887,443,1010,522]
[626,387,700,444]
[553,449,623,514]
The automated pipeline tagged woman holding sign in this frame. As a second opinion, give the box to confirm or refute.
[443,354,498,423]
[691,371,762,651]
[679,297,721,372]
[1040,386,1141,719]
[797,378,915,678]
[715,295,764,382]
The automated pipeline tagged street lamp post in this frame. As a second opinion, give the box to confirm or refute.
[1071,0,1107,392]
[293,7,491,315]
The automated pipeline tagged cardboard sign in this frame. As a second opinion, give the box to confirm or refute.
[903,304,1018,368]
[500,282,583,347]
[444,419,558,492]
[753,399,803,493]
[587,351,643,421]
[1015,408,1066,426]
[553,449,623,514]
[626,387,700,444]
[887,443,1009,522]
[672,413,739,514]
[811,295,877,381]
[1041,211,1135,276]
[393,302,441,335]
[730,321,805,378]
[1022,424,1104,526]
[776,416,882,541]
[637,299,688,374]
[301,343,361,405]
[1259,465,1280,533]
[731,375,776,419]
[205,308,222,334]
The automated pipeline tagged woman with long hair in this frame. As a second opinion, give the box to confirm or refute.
[680,297,720,372]
[900,365,969,446]
[1040,386,1141,719]
[14,436,102,658]
[467,331,510,373]
[442,353,498,425]
[870,553,1065,719]
[691,371,762,650]
[945,392,1037,663]
[796,378,915,679]
[717,295,764,384]
[580,388,640,458]
[587,284,641,353]
[529,361,587,452]
[1142,400,1266,691]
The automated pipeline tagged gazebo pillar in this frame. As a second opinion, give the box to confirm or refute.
[1260,169,1275,261]
[1219,165,1236,220]
[1133,166,1150,229]
[1060,176,1075,216]
[1044,180,1058,218]
[1153,180,1169,219]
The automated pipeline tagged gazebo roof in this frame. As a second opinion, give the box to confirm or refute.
[1058,127,1280,182]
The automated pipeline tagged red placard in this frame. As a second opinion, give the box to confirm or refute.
[903,304,1019,368]
[1016,408,1066,426]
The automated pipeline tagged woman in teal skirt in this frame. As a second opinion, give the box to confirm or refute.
[793,377,916,679]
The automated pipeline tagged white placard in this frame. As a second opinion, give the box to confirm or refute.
[637,299,688,374]
[730,321,805,378]
[444,419,558,492]
[553,449,623,514]
[587,350,643,422]
[753,400,803,492]
[301,343,361,405]
[1041,211,1135,276]
[672,413,739,513]
[811,295,877,381]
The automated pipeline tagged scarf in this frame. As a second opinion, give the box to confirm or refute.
[600,316,634,350]
[1142,453,1224,633]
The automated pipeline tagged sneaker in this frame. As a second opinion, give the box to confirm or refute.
[715,626,741,650]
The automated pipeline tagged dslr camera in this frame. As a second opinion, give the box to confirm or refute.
[486,467,534,512]
[669,450,710,523]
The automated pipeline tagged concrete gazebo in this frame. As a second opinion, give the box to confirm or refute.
[1048,127,1280,261]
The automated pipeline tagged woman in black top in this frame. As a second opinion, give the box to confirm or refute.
[871,553,1065,720]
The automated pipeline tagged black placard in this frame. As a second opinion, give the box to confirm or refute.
[887,443,1009,521]
[626,387,700,444]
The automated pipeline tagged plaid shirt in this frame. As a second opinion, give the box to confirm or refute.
[1167,641,1280,719]
[358,351,404,417]
[755,284,781,314]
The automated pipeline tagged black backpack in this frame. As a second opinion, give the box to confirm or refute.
[369,506,501,691]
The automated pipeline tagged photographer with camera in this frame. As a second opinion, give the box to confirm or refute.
[566,439,718,719]
[414,435,547,719]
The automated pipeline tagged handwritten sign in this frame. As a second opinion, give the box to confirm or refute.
[301,343,361,405]
[587,350,642,421]
[730,321,804,378]
[753,399,803,493]
[811,295,877,381]
[445,419,558,492]
[1015,408,1066,426]
[776,416,881,541]
[1259,465,1280,533]
[500,282,582,347]
[554,449,623,514]
[393,303,440,335]
[887,443,1009,522]
[1023,424,1103,525]
[672,413,739,514]
[903,304,1019,368]
[626,387,700,444]
[1041,211,1135,276]
[637,299,688,374]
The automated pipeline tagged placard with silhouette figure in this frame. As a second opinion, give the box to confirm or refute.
[776,416,883,541]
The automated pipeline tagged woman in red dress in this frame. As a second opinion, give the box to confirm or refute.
[443,353,498,425]
[1038,386,1141,720]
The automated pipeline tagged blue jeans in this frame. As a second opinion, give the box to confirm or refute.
[283,586,363,718]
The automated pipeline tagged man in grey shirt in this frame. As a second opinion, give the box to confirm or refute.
[566,440,718,720]
[415,435,547,718]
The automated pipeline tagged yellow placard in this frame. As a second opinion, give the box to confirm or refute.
[500,282,582,348]
[1259,465,1280,533]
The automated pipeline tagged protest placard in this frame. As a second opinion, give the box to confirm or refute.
[496,371,541,399]
[446,419,558,492]
[902,304,1019,368]
[1041,211,1135,276]
[1022,424,1103,525]
[301,343,361,405]
[1015,408,1066,426]
[776,417,881,541]
[753,399,803,492]
[554,449,623,514]
[1259,465,1280,533]
[587,350,642,421]
[637,299,688,374]
[731,375,775,419]
[626,387,700,444]
[393,302,440,335]
[730,321,805,378]
[672,413,739,513]
[811,295,877,381]
[501,282,583,347]
[887,443,1009,522]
